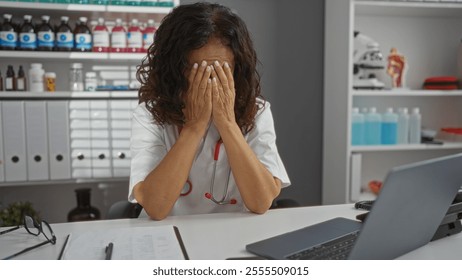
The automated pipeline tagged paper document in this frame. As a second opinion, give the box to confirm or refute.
[62,225,187,260]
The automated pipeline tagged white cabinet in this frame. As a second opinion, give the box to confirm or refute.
[0,1,179,186]
[323,0,462,204]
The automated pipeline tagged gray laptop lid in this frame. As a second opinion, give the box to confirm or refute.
[349,153,462,259]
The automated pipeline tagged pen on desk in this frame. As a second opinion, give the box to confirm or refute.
[105,242,113,260]
[57,234,70,260]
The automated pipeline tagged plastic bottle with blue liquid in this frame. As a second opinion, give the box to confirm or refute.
[397,107,410,144]
[365,107,382,145]
[351,107,365,146]
[381,107,398,145]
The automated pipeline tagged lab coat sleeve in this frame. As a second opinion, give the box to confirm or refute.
[128,103,168,203]
[246,101,291,188]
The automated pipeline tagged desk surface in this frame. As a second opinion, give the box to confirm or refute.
[1,204,461,260]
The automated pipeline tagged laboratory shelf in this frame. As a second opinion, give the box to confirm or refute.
[350,142,462,152]
[0,90,138,99]
[355,0,462,18]
[352,90,462,97]
[0,51,146,61]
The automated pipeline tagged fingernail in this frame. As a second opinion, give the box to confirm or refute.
[208,78,212,83]
[201,60,207,67]
[212,77,217,82]
[224,62,229,68]
[214,61,220,66]
[193,63,198,69]
[206,66,211,72]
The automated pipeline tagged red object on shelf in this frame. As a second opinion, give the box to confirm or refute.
[423,76,459,90]
[368,180,382,195]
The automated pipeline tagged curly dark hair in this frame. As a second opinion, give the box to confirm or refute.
[137,2,264,134]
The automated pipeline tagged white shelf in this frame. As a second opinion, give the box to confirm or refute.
[355,0,462,17]
[353,89,462,97]
[351,142,462,152]
[0,90,137,99]
[0,1,173,14]
[0,50,145,61]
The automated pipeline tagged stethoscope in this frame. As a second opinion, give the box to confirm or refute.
[178,126,237,205]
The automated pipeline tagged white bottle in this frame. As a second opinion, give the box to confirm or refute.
[351,108,365,146]
[365,107,382,145]
[28,63,45,92]
[409,107,422,144]
[397,108,410,144]
[381,107,398,145]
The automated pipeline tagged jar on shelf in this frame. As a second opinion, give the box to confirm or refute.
[45,72,56,92]
[69,63,84,91]
[67,188,101,222]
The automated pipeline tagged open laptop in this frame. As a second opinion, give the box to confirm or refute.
[246,153,462,260]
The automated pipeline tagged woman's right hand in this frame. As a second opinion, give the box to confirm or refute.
[182,60,213,133]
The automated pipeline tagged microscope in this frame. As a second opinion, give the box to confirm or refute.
[353,31,385,90]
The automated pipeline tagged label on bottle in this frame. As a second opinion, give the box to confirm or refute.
[143,32,155,49]
[0,31,17,48]
[75,34,92,50]
[38,31,55,48]
[127,31,142,48]
[111,32,127,48]
[5,77,13,90]
[19,33,37,49]
[17,78,25,91]
[56,32,74,48]
[93,30,109,47]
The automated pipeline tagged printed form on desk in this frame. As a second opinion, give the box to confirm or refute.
[62,225,188,260]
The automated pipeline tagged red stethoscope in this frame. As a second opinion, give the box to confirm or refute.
[179,129,237,205]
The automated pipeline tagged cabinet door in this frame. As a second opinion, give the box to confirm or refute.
[25,101,49,181]
[2,101,27,182]
[47,101,71,180]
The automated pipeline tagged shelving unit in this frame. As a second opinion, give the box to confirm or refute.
[323,0,462,204]
[0,1,179,186]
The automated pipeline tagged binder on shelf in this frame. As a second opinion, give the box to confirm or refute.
[47,101,71,180]
[0,105,4,182]
[25,102,50,181]
[1,102,27,182]
[350,153,362,202]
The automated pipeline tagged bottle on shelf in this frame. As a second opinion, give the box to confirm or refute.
[17,65,26,91]
[110,18,127,53]
[397,108,410,144]
[381,108,398,145]
[351,107,365,146]
[18,15,37,51]
[127,18,143,53]
[364,107,382,145]
[74,17,92,52]
[143,19,157,51]
[67,188,101,222]
[92,18,109,53]
[45,72,56,92]
[56,16,74,52]
[69,63,84,91]
[409,107,422,144]
[85,72,97,91]
[28,63,45,92]
[5,65,16,91]
[37,15,55,51]
[0,14,17,50]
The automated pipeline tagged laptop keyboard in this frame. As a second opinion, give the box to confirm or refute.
[286,231,360,260]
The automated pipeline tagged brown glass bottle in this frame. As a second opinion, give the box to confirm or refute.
[67,188,101,222]
[73,17,92,52]
[17,65,26,91]
[5,65,16,91]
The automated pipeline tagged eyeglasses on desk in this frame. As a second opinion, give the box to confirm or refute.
[1,215,57,260]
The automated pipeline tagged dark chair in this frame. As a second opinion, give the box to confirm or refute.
[107,198,300,219]
[106,201,143,219]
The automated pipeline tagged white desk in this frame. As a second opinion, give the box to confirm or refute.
[1,204,461,260]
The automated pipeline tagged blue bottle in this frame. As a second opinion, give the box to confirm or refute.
[365,107,382,145]
[351,107,365,146]
[381,107,398,145]
[18,15,37,51]
[0,14,17,50]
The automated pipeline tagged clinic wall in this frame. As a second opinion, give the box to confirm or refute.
[0,0,324,223]
[182,0,324,206]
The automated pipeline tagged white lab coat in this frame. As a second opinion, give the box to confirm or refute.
[129,100,290,217]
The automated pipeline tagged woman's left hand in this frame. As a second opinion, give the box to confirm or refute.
[211,60,236,129]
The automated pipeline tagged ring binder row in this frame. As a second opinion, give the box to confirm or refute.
[0,99,138,183]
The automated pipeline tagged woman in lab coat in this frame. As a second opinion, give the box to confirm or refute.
[130,2,290,220]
